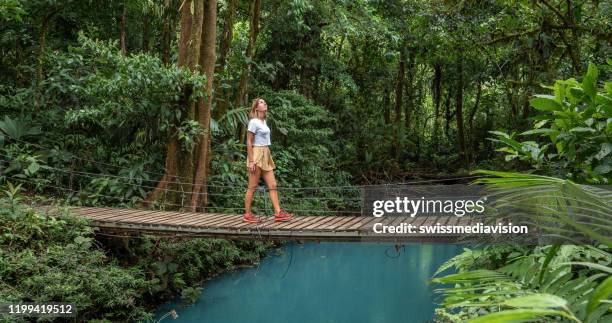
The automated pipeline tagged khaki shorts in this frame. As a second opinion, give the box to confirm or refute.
[248,146,276,171]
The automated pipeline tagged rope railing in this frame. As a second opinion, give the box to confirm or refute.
[0,159,487,204]
[1,134,490,218]
[0,134,486,190]
[0,154,363,200]
[6,177,362,216]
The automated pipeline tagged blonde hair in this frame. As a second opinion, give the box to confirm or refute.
[249,98,267,119]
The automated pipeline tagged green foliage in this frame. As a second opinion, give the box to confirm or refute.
[433,244,611,322]
[0,201,153,321]
[0,189,270,321]
[0,116,41,141]
[2,182,22,216]
[490,63,611,183]
[48,34,206,133]
[0,0,25,22]
[177,119,206,152]
[433,171,612,322]
[474,170,612,246]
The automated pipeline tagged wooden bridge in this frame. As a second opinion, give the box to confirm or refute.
[39,206,475,242]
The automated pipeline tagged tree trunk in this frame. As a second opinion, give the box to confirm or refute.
[383,87,391,124]
[468,78,482,154]
[142,13,150,52]
[161,0,172,64]
[444,87,453,141]
[404,49,415,131]
[234,0,261,109]
[393,45,406,158]
[455,58,469,168]
[177,0,194,67]
[144,0,204,208]
[214,0,237,119]
[432,63,442,148]
[189,0,217,211]
[177,0,204,200]
[120,3,127,55]
[217,0,236,73]
[35,14,52,114]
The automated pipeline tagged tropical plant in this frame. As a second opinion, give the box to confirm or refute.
[489,63,611,183]
[0,116,41,141]
[432,171,611,322]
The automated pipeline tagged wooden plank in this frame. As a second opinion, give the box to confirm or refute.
[151,211,212,225]
[85,216,465,242]
[70,207,133,221]
[286,216,328,230]
[347,216,378,231]
[439,216,453,226]
[81,208,145,221]
[388,215,410,226]
[119,211,194,225]
[359,215,392,232]
[231,216,272,229]
[274,216,318,230]
[357,216,386,231]
[191,213,249,228]
[411,215,428,227]
[214,215,251,229]
[74,207,123,219]
[320,215,356,231]
[255,215,307,230]
[420,216,439,227]
[78,208,138,220]
[97,209,161,222]
[249,216,293,230]
[333,216,366,230]
[186,214,239,227]
[299,216,339,230]
[61,206,472,242]
[106,210,171,222]
[263,215,311,230]
[456,216,472,226]
[164,212,219,227]
[319,216,357,231]
[311,216,351,230]
[446,216,460,227]
[305,216,340,230]
[139,211,195,224]
[163,212,222,227]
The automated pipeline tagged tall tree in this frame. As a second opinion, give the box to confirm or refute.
[213,0,237,119]
[455,56,468,168]
[234,0,261,109]
[145,0,205,207]
[120,2,127,55]
[393,44,406,158]
[189,0,217,211]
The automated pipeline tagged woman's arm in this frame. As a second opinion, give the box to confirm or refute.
[246,131,255,172]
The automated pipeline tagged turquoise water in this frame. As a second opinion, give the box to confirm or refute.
[156,242,462,323]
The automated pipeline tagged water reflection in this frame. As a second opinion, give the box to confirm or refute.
[156,242,461,323]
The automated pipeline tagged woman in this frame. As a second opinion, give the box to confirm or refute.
[243,98,293,223]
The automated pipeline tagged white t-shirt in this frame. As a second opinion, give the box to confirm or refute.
[247,118,271,146]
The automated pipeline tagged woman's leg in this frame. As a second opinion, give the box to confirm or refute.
[244,166,262,214]
[261,169,281,214]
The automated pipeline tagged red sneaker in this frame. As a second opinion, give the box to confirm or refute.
[243,212,261,223]
[274,209,293,222]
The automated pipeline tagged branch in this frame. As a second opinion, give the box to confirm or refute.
[485,28,540,45]
[538,0,567,23]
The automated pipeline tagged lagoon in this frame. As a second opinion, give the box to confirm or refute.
[156,242,461,323]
